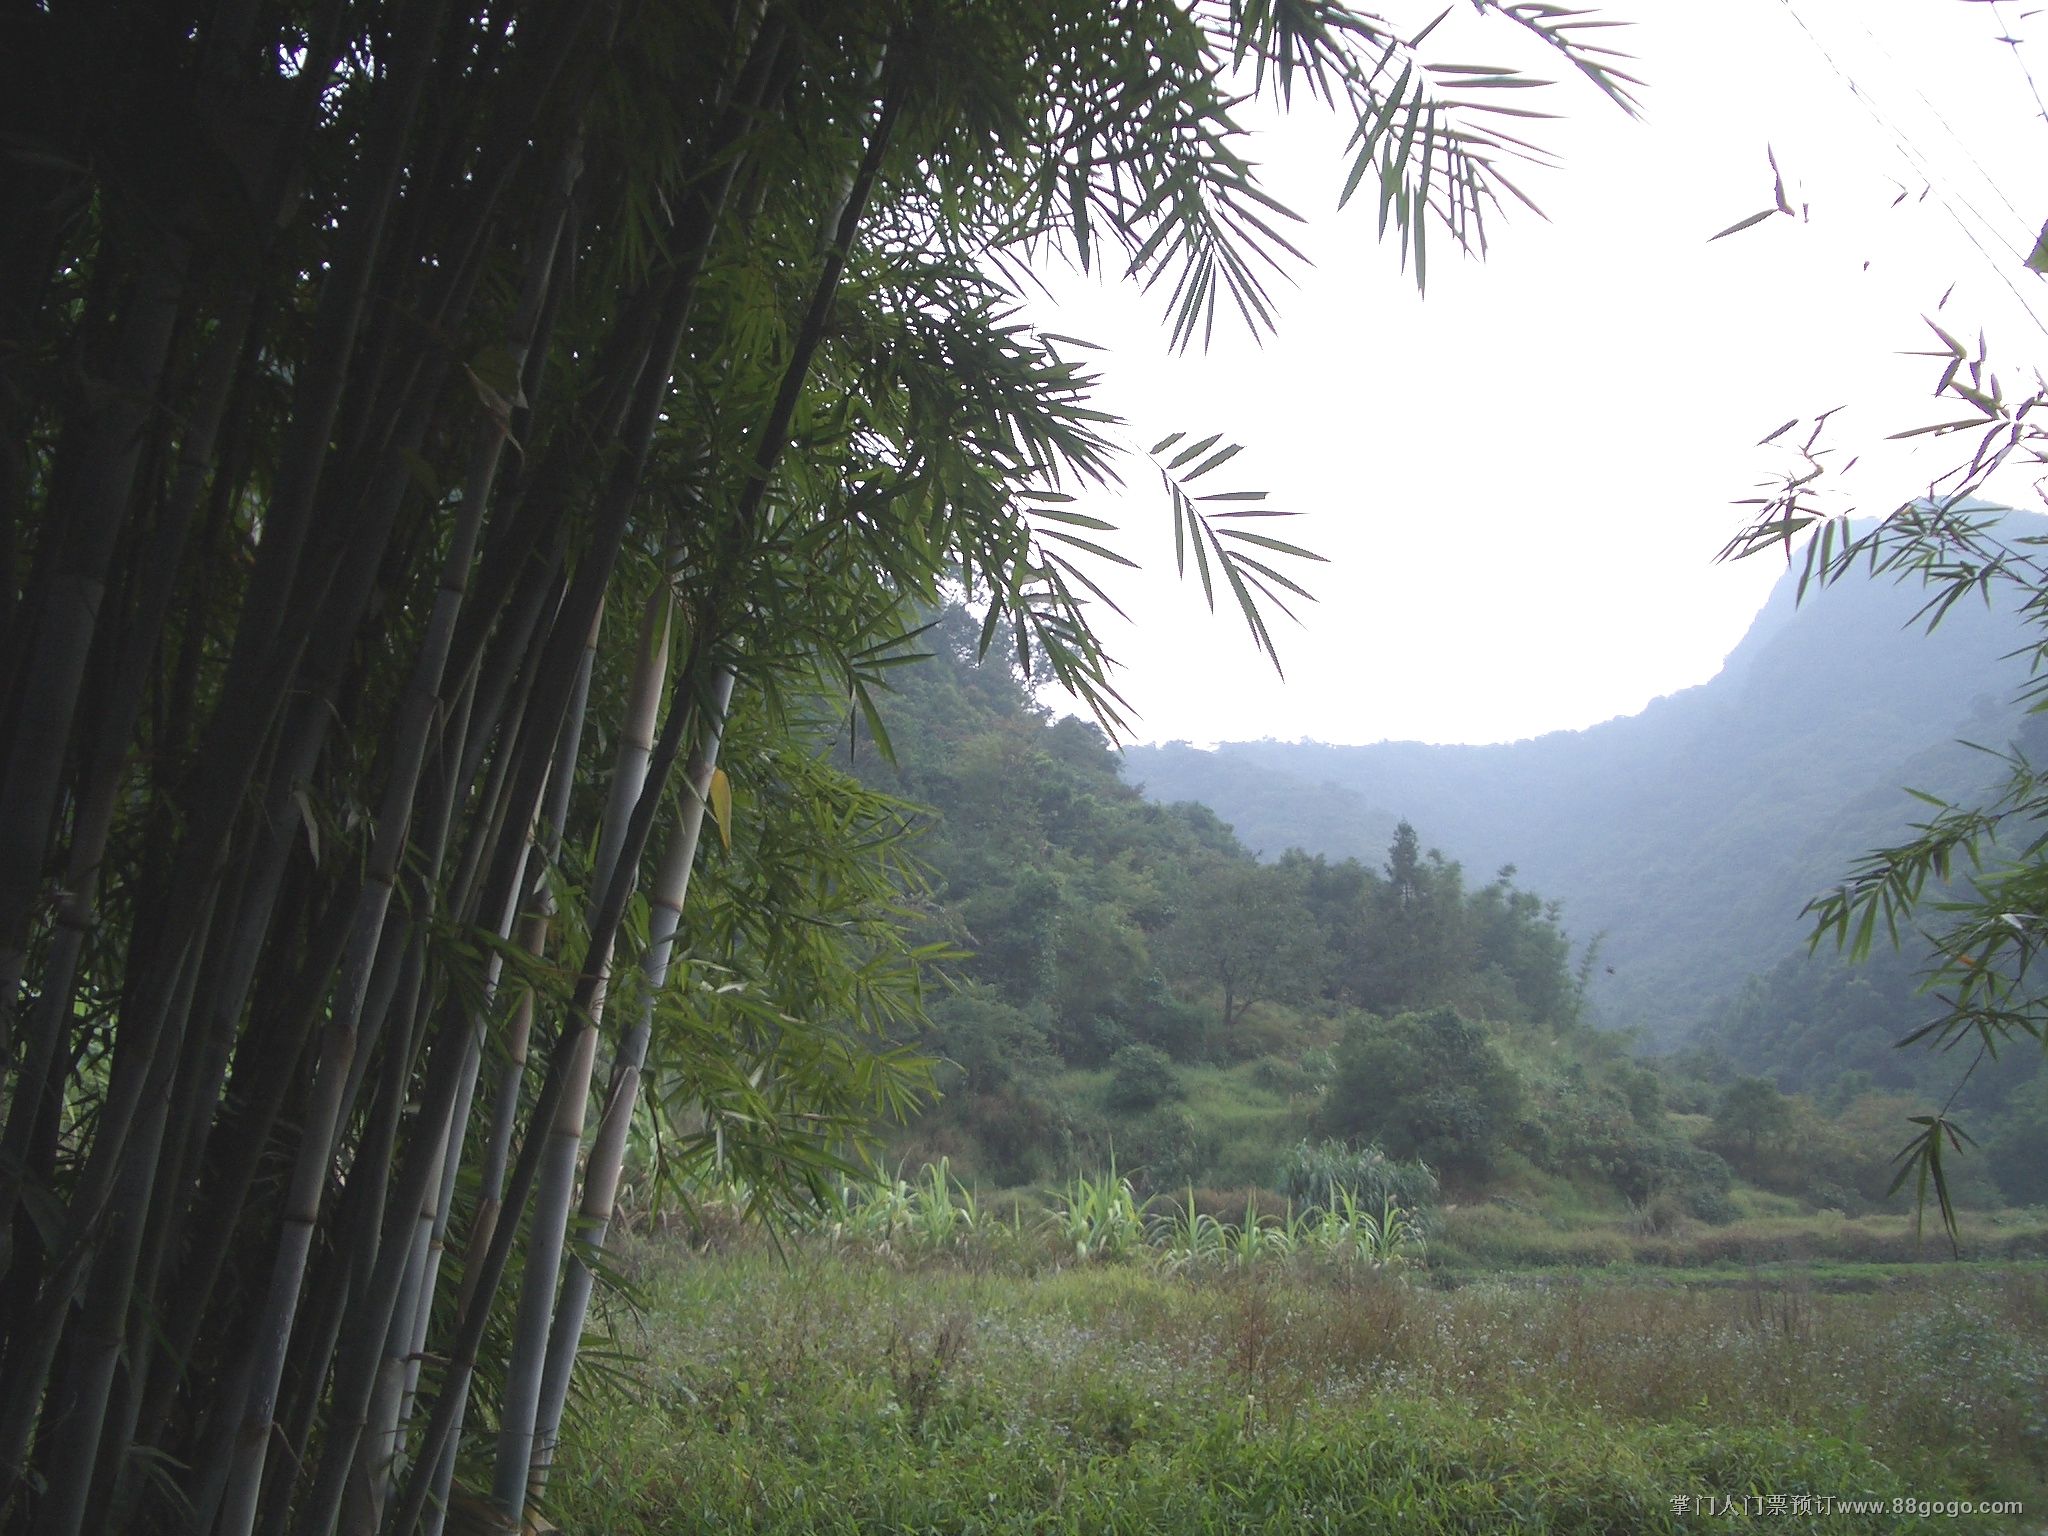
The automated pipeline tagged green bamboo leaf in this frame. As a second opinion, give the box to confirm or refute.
[1184,442,1247,480]
[1031,505,1119,531]
[1214,528,1330,560]
[1037,529,1139,567]
[1167,432,1224,470]
[1706,207,1779,243]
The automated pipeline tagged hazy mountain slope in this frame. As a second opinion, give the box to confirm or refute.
[1124,526,2047,1042]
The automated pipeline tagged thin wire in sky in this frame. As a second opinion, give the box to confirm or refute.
[1777,0,2048,338]
[1987,0,2048,126]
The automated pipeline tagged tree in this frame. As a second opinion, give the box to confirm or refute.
[1159,860,1324,1040]
[1325,1006,1522,1182]
[0,3,1632,1532]
[1711,1075,1795,1163]
[1352,822,1472,1015]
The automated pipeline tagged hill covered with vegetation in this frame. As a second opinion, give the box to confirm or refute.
[840,607,2026,1219]
[1124,519,2048,1057]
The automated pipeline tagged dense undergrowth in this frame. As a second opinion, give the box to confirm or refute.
[545,1236,2048,1533]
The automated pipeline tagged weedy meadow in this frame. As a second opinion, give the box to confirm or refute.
[538,1165,2048,1533]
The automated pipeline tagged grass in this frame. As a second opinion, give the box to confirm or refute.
[1174,1065,1311,1187]
[1049,1061,1310,1191]
[543,1233,2048,1533]
[1433,1202,2048,1272]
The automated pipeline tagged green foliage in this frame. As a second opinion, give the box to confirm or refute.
[1325,1007,1524,1183]
[1300,1186,1426,1271]
[1155,859,1325,1035]
[1047,1168,1149,1263]
[1105,1042,1184,1112]
[549,1244,2040,1534]
[919,986,1055,1096]
[823,1159,991,1258]
[1278,1137,1440,1220]
[1712,1076,1797,1162]
[1120,1104,1212,1190]
[859,631,1617,1199]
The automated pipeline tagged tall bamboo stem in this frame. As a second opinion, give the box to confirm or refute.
[528,666,737,1498]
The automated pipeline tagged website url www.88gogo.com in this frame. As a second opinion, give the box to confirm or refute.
[1670,1494,2025,1520]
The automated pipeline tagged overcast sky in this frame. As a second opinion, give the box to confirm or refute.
[1024,0,2048,748]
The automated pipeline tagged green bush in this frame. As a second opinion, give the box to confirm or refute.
[1123,1106,1209,1191]
[1248,1052,1315,1096]
[1105,1042,1183,1112]
[1323,1007,1522,1184]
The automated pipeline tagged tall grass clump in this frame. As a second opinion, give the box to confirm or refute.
[1304,1186,1425,1270]
[823,1159,999,1260]
[1151,1185,1424,1275]
[1281,1138,1439,1223]
[1049,1168,1148,1263]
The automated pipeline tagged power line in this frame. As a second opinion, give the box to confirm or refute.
[1777,0,2048,338]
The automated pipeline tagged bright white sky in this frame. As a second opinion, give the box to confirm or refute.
[1027,0,2048,747]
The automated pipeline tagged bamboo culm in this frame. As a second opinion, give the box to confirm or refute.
[487,593,671,1522]
[528,666,738,1498]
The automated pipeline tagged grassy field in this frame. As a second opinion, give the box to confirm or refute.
[543,1230,2048,1533]
[1431,1203,2048,1273]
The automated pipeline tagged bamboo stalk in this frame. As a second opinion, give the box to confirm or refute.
[0,245,188,1064]
[486,592,672,1522]
[250,941,427,1536]
[527,666,737,1498]
[0,293,256,1270]
[212,339,530,1536]
[410,607,601,1536]
[289,961,473,1536]
[21,912,209,1536]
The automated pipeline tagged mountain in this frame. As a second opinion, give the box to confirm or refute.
[1123,517,2048,1043]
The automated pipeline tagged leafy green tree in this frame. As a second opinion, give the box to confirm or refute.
[1052,899,1151,1063]
[1711,1075,1796,1163]
[1159,860,1325,1041]
[921,986,1056,1096]
[1325,1006,1522,1183]
[1351,823,1472,1015]
[1467,866,1578,1027]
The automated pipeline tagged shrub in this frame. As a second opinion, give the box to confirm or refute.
[1105,1043,1183,1112]
[1324,1007,1521,1183]
[1250,1052,1315,1096]
[1123,1106,1209,1192]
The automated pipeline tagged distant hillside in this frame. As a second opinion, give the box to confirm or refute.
[1123,516,2048,1043]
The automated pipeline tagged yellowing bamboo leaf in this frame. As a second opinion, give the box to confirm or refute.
[708,767,733,852]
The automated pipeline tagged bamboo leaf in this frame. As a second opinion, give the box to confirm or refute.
[1706,207,1779,243]
[707,769,733,853]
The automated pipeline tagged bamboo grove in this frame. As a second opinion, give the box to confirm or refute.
[0,2,1630,1532]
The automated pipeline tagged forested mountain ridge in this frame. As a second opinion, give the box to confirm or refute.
[843,608,1761,1212]
[838,603,2048,1215]
[1124,514,2048,1045]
